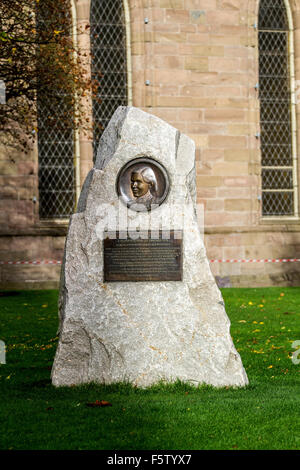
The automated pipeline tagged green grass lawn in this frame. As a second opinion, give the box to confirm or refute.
[0,287,300,450]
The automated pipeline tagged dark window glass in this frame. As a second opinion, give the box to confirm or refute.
[90,0,128,162]
[258,0,294,216]
[37,2,76,219]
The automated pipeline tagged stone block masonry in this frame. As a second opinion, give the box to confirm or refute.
[1,0,300,288]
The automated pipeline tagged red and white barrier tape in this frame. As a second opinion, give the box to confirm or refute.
[210,258,300,263]
[0,260,62,265]
[1,259,300,265]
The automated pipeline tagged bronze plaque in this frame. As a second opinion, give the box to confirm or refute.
[104,231,182,282]
[116,157,170,212]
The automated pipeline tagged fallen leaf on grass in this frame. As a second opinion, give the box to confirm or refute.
[86,400,112,408]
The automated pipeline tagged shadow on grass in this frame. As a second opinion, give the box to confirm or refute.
[0,291,22,297]
[47,378,256,396]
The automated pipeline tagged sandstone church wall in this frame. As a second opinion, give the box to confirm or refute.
[1,0,300,288]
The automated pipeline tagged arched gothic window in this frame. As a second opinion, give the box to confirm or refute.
[37,2,77,219]
[90,0,129,162]
[258,0,298,217]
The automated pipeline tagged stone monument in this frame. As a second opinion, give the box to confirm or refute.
[51,106,248,388]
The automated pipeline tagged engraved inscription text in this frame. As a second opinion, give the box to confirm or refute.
[104,232,182,281]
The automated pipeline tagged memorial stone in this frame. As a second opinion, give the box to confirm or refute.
[51,106,248,388]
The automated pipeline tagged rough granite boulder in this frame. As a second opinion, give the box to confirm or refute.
[51,106,248,388]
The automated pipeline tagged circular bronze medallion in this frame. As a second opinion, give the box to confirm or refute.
[117,157,170,211]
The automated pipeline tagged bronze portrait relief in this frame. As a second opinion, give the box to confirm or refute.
[117,157,170,211]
